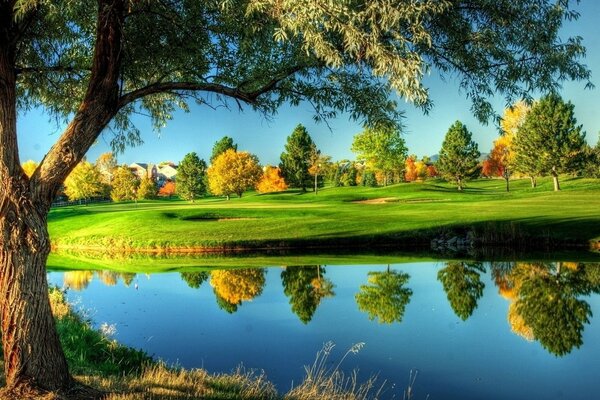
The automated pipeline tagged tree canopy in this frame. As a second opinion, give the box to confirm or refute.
[437,121,481,190]
[281,266,334,324]
[210,136,238,164]
[64,161,104,201]
[208,149,262,199]
[280,125,316,190]
[355,268,412,324]
[351,127,407,185]
[438,262,486,321]
[177,152,208,201]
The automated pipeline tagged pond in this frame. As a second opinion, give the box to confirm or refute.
[48,259,600,399]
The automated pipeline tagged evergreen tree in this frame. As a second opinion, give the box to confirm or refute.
[177,152,208,201]
[210,136,238,164]
[437,121,481,190]
[280,125,316,191]
[513,94,587,191]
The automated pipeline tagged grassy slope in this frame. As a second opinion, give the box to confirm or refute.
[48,177,600,252]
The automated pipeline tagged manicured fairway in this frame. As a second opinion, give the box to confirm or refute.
[48,177,600,252]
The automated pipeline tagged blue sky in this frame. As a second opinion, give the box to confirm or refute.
[17,2,600,166]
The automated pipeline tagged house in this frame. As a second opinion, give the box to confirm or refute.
[129,163,158,181]
[157,163,178,186]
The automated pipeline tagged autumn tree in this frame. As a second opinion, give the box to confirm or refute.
[210,136,238,164]
[281,266,335,324]
[483,135,513,191]
[137,176,157,200]
[437,121,481,190]
[95,152,117,184]
[0,0,590,394]
[404,155,417,182]
[513,94,587,191]
[177,152,207,201]
[64,161,105,202]
[256,165,288,194]
[355,266,412,324]
[438,262,486,321]
[280,124,316,191]
[21,160,38,177]
[158,180,176,199]
[110,166,139,202]
[208,149,262,199]
[352,127,407,186]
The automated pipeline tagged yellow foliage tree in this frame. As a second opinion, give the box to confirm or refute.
[63,271,94,291]
[210,269,266,305]
[415,161,428,181]
[64,161,105,201]
[500,101,531,137]
[208,149,262,199]
[256,165,288,193]
[21,160,39,177]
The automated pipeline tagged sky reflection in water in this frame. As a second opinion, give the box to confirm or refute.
[48,261,600,399]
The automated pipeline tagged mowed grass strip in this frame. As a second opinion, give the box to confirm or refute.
[48,177,600,251]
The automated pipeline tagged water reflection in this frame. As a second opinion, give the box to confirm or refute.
[281,266,335,323]
[355,265,412,324]
[438,261,485,321]
[59,261,600,357]
[492,262,600,356]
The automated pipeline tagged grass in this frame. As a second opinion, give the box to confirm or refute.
[0,290,394,400]
[48,177,600,253]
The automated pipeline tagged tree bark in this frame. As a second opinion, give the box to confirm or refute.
[530,176,537,188]
[552,171,560,191]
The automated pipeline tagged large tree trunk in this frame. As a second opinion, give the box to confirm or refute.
[0,195,73,394]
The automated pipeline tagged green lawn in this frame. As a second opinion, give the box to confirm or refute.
[48,177,600,253]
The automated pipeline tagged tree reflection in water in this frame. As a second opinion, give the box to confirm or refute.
[281,266,335,324]
[438,261,486,321]
[210,269,266,314]
[355,265,412,324]
[493,262,600,356]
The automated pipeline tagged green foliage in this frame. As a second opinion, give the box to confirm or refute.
[351,127,407,185]
[438,262,486,321]
[50,288,151,376]
[355,268,412,324]
[513,94,587,189]
[281,266,334,324]
[137,177,157,200]
[211,136,238,164]
[180,272,209,289]
[110,166,139,202]
[437,121,481,190]
[177,152,208,201]
[514,263,593,356]
[361,171,377,187]
[64,161,105,201]
[280,125,317,191]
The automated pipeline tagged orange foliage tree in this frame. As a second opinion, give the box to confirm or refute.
[483,135,513,191]
[256,166,288,193]
[426,165,438,177]
[158,180,176,198]
[208,149,262,199]
[404,155,417,181]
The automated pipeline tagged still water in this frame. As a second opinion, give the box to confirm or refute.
[48,261,600,399]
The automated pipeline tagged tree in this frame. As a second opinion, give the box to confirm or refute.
[404,155,417,182]
[513,94,587,191]
[352,127,407,186]
[95,152,117,184]
[483,135,513,191]
[280,124,316,191]
[581,137,600,178]
[177,152,207,201]
[0,0,590,394]
[21,160,38,178]
[281,266,335,324]
[64,161,105,202]
[208,149,262,199]
[210,136,238,164]
[110,166,138,202]
[158,180,176,198]
[438,262,486,321]
[437,121,481,190]
[355,266,412,324]
[137,176,157,200]
[256,165,288,193]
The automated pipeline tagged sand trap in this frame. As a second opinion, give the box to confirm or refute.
[353,197,396,204]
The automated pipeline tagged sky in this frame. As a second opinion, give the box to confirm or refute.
[16,2,600,167]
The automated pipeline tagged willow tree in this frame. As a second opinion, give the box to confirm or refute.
[0,0,591,396]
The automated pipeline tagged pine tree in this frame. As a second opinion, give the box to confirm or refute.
[280,125,316,191]
[437,121,481,190]
[177,152,208,201]
[513,94,587,191]
[210,136,238,164]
